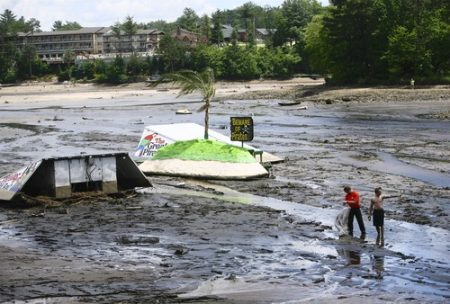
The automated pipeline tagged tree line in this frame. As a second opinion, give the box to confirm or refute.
[60,44,300,84]
[305,0,450,84]
[1,0,449,85]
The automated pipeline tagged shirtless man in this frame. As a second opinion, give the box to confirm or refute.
[368,187,399,247]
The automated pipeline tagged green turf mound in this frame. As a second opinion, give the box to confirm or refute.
[152,139,256,163]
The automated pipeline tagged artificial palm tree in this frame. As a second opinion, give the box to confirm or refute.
[151,68,216,139]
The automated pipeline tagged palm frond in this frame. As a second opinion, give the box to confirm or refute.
[150,69,216,101]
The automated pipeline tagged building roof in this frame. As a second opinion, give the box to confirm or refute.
[103,29,163,36]
[171,27,201,43]
[221,25,275,39]
[256,28,272,35]
[18,27,109,37]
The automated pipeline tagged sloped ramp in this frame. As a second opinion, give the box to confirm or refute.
[0,153,151,202]
[134,123,284,164]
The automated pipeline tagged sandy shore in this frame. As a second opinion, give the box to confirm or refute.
[0,78,320,106]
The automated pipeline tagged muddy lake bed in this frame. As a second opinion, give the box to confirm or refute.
[0,82,449,303]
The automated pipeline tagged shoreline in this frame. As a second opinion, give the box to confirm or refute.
[2,78,449,105]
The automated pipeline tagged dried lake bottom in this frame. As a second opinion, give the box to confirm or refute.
[0,81,449,303]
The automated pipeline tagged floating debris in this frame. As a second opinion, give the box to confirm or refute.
[175,108,192,115]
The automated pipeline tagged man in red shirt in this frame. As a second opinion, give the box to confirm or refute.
[343,186,366,238]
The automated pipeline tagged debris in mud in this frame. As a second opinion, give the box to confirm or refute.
[175,108,192,114]
[0,153,151,203]
[0,123,55,135]
[18,190,136,209]
[116,235,160,245]
[173,245,189,256]
[350,151,379,161]
[417,110,450,120]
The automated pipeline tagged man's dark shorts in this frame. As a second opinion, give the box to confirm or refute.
[373,209,384,226]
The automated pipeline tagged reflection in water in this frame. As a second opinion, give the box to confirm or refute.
[337,248,361,265]
[337,248,386,280]
[371,255,385,279]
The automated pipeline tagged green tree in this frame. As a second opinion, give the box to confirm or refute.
[260,47,301,78]
[22,18,41,77]
[199,14,212,43]
[17,45,37,78]
[122,16,138,53]
[211,11,224,44]
[383,26,431,79]
[320,0,450,83]
[127,54,143,77]
[52,20,82,31]
[236,2,258,32]
[24,18,41,33]
[0,9,43,82]
[93,59,107,79]
[222,45,261,79]
[103,56,128,84]
[111,22,122,54]
[323,0,383,83]
[247,29,255,47]
[61,49,75,79]
[231,28,238,46]
[191,45,224,77]
[0,9,17,34]
[273,0,322,46]
[145,20,177,34]
[63,49,75,65]
[426,7,450,77]
[151,69,216,139]
[176,8,200,32]
[304,14,330,74]
[73,60,95,80]
[158,35,187,72]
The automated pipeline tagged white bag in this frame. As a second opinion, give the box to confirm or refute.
[335,207,350,236]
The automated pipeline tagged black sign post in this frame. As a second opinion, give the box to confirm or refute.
[230,117,254,147]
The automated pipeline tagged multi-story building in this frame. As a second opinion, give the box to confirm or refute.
[102,29,164,54]
[15,27,164,63]
[17,27,110,63]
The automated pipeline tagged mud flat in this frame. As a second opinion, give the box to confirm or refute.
[0,80,449,303]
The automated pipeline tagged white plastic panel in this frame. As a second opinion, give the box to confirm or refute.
[101,156,117,182]
[54,160,70,187]
[69,157,102,183]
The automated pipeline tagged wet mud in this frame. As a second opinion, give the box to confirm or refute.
[0,84,449,303]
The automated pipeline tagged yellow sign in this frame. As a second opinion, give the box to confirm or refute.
[230,117,254,142]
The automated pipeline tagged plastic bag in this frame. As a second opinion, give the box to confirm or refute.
[335,207,350,236]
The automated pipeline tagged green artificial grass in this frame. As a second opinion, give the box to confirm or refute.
[152,139,257,163]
